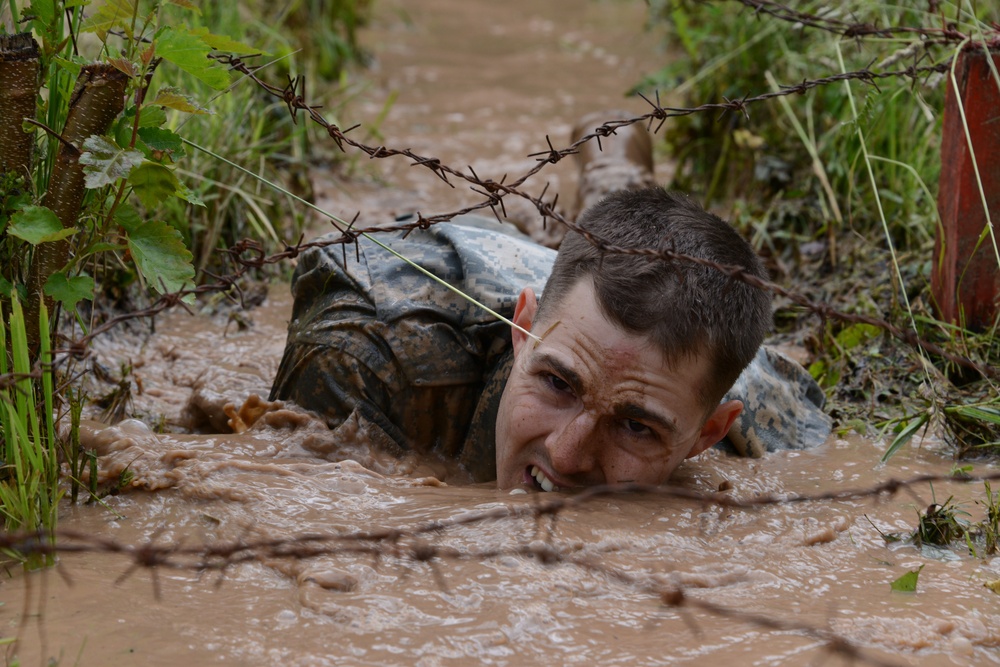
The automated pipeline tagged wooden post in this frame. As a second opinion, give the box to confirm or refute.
[932,46,1000,331]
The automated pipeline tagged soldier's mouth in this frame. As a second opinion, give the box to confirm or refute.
[528,465,557,492]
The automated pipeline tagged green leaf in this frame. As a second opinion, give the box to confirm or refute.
[50,56,82,79]
[8,206,77,245]
[165,0,200,12]
[29,0,57,36]
[890,565,924,592]
[149,86,210,114]
[43,272,95,310]
[0,191,32,227]
[79,136,144,189]
[174,179,204,207]
[139,105,168,128]
[946,405,1000,426]
[80,242,127,258]
[127,221,195,294]
[836,323,881,350]
[0,275,13,298]
[156,26,230,90]
[137,127,185,156]
[80,0,137,39]
[191,27,264,55]
[808,359,840,389]
[114,203,144,233]
[129,162,180,210]
[881,412,930,463]
[113,115,135,151]
[836,418,868,437]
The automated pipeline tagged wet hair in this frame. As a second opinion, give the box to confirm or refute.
[536,187,771,409]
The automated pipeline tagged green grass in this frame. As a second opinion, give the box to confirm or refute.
[640,0,1000,459]
[0,0,371,572]
[154,0,372,277]
[0,296,59,570]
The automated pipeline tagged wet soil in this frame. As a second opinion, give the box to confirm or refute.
[4,1,1000,666]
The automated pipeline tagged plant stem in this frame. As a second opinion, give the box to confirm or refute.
[25,63,128,354]
[835,42,926,368]
[0,32,39,177]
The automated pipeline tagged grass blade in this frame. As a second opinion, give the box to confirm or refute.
[881,412,931,463]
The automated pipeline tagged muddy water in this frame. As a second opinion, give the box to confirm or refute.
[5,1,1000,666]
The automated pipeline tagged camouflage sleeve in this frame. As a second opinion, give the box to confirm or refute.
[267,249,491,459]
[723,346,832,457]
[269,215,554,463]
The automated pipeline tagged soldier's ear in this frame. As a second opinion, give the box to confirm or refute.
[687,400,743,459]
[511,287,538,355]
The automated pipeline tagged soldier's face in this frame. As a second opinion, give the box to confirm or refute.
[494,278,742,491]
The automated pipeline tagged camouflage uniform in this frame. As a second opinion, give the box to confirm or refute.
[270,215,831,482]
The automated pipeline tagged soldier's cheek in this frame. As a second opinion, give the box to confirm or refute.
[509,399,555,443]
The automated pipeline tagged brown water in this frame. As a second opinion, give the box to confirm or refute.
[5,1,1000,666]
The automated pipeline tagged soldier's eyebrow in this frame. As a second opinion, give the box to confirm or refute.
[533,352,583,394]
[613,402,677,434]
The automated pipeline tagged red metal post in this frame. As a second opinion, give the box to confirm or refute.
[932,46,1000,330]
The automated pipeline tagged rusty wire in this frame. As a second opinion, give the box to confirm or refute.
[4,5,1000,663]
[9,50,984,388]
[7,470,1000,666]
[2,13,990,387]
[725,0,974,41]
[197,48,996,379]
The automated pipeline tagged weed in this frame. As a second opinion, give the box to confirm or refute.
[0,0,362,571]
[95,362,134,424]
[0,297,59,569]
[640,1,1000,461]
[875,483,1000,557]
[157,0,372,276]
[974,481,1000,555]
[912,497,969,547]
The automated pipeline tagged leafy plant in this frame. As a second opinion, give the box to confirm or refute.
[873,484,1000,557]
[0,296,58,569]
[639,1,1000,460]
[154,0,372,276]
[0,0,372,569]
[0,0,285,568]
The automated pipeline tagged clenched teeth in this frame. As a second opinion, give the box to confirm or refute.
[530,465,555,492]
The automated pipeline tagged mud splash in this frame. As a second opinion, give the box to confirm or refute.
[4,1,1000,666]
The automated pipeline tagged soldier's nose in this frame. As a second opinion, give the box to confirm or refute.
[545,412,599,479]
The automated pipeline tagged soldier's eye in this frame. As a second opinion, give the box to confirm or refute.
[624,419,650,435]
[547,374,571,393]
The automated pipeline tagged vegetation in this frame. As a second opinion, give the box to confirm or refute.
[0,296,57,569]
[0,0,370,567]
[639,0,1000,458]
[872,482,1000,557]
[154,0,371,276]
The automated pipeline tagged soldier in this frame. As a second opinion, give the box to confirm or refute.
[270,186,830,490]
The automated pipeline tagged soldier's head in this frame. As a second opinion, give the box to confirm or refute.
[495,187,771,491]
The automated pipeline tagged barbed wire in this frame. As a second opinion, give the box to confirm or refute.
[725,0,975,41]
[0,39,987,406]
[2,7,990,393]
[7,470,1000,666]
[6,5,1000,664]
[198,50,1000,380]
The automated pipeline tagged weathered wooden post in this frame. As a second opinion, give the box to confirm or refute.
[932,46,1000,331]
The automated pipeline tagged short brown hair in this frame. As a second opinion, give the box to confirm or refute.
[537,187,770,408]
